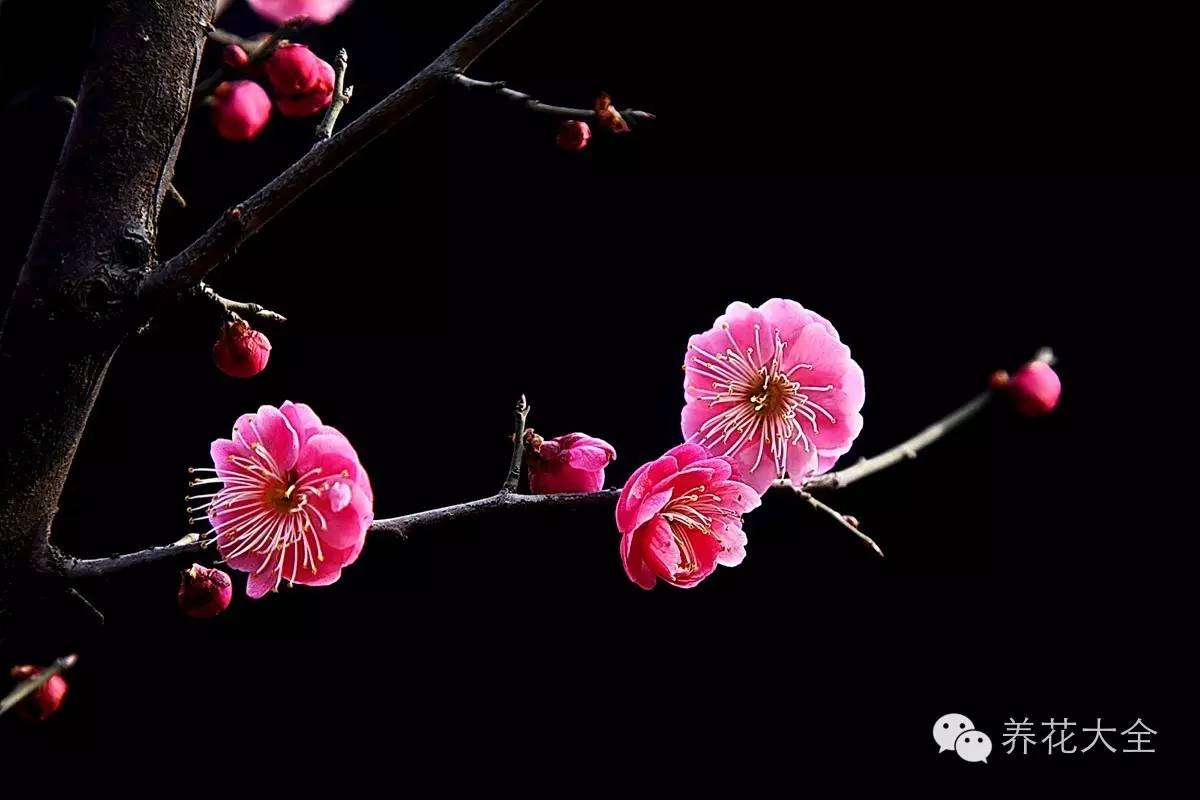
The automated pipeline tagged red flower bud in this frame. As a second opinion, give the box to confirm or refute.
[178,564,233,618]
[265,43,324,96]
[212,319,272,378]
[223,44,251,69]
[593,92,630,134]
[8,666,69,722]
[211,80,272,142]
[274,56,335,118]
[1007,360,1061,416]
[556,120,592,152]
[988,369,1010,390]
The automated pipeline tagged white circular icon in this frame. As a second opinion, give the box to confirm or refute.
[933,713,975,753]
[954,730,992,764]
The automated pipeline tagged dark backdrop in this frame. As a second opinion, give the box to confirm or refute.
[1,0,1191,784]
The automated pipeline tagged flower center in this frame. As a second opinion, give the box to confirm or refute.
[687,322,838,478]
[658,486,735,576]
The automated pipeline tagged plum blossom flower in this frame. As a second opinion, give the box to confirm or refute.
[616,443,759,589]
[190,402,373,598]
[682,299,865,494]
[247,0,353,26]
[524,431,616,494]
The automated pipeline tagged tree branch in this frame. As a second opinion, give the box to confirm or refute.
[198,281,286,322]
[65,490,620,580]
[803,347,1054,491]
[452,74,656,125]
[138,0,545,313]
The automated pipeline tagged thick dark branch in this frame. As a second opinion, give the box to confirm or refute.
[453,74,656,124]
[66,490,619,580]
[139,0,544,312]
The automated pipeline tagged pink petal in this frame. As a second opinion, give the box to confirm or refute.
[311,480,372,549]
[245,567,279,599]
[280,401,324,444]
[296,432,361,483]
[637,518,681,580]
[620,526,659,590]
[209,437,250,477]
[662,443,712,469]
[615,456,679,534]
[564,445,614,471]
[241,405,300,473]
[758,297,841,343]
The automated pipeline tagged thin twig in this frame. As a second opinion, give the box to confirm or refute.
[139,0,546,311]
[65,489,620,579]
[783,485,884,557]
[452,74,656,125]
[198,281,286,322]
[802,347,1056,491]
[503,395,531,492]
[0,654,78,718]
[315,49,353,142]
[802,391,995,492]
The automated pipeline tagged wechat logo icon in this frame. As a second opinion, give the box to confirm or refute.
[934,713,992,764]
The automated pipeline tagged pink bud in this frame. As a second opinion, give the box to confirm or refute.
[556,120,592,152]
[211,80,272,142]
[9,666,69,722]
[274,57,335,118]
[212,319,272,378]
[265,43,324,95]
[1007,361,1061,416]
[223,44,251,69]
[178,564,233,618]
[525,431,616,494]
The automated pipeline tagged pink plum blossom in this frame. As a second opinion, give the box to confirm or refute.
[525,431,616,494]
[211,80,272,141]
[682,299,865,494]
[616,443,759,589]
[247,0,353,25]
[192,402,373,598]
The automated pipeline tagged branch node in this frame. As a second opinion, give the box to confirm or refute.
[502,394,531,492]
[315,48,352,142]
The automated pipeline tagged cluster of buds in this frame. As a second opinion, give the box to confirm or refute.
[556,92,641,153]
[211,42,336,142]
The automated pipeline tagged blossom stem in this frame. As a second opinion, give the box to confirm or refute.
[791,488,884,557]
[315,49,354,142]
[198,281,287,322]
[802,348,1055,492]
[451,74,656,125]
[0,654,78,719]
[502,395,530,492]
[195,18,310,99]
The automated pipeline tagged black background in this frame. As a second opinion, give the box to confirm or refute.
[0,0,1192,784]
